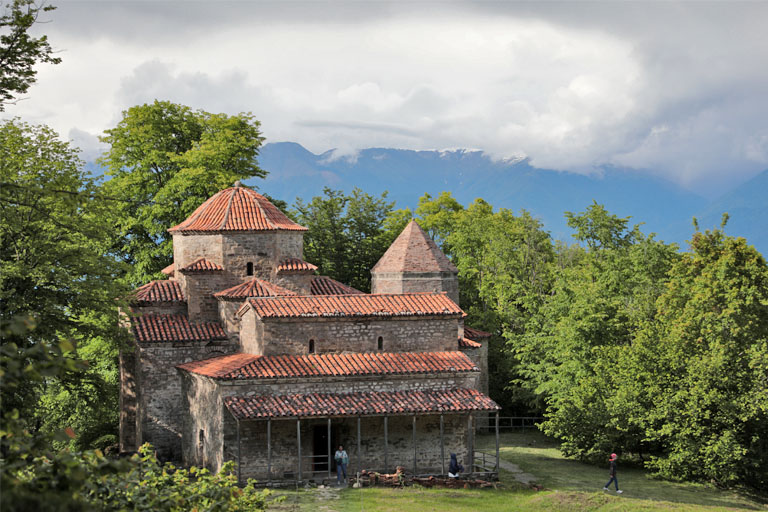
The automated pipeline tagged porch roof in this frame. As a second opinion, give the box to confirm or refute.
[224,388,499,420]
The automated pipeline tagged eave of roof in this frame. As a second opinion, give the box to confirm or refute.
[131,314,227,343]
[225,388,500,419]
[177,350,478,380]
[132,280,185,305]
[178,258,224,273]
[236,292,464,320]
[311,276,364,295]
[214,278,297,300]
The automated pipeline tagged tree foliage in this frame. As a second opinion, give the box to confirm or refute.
[292,187,410,292]
[0,119,128,447]
[0,0,60,110]
[99,100,266,285]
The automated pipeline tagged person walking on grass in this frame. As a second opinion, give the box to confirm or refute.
[603,453,623,493]
[334,445,349,485]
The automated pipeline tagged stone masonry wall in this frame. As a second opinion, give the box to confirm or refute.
[230,414,469,481]
[274,273,313,295]
[372,271,459,305]
[241,315,460,356]
[218,299,243,334]
[183,272,230,323]
[221,232,303,282]
[172,233,224,270]
[181,371,479,478]
[132,301,187,317]
[136,340,236,461]
[119,347,138,453]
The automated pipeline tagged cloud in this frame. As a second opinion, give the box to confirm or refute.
[3,1,767,197]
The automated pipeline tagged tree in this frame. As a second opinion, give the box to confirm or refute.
[0,0,60,110]
[99,100,266,285]
[511,204,680,458]
[1,119,129,445]
[629,226,768,486]
[292,187,408,292]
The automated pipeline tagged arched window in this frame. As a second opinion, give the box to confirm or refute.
[377,336,383,350]
[246,262,254,276]
[309,339,315,354]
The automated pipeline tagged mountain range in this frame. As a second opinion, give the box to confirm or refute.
[253,142,767,256]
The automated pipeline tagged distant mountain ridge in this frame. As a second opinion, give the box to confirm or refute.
[254,142,767,256]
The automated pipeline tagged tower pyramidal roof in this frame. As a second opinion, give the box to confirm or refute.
[169,183,307,233]
[372,220,457,273]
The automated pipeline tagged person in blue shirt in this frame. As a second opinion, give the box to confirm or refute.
[448,453,464,478]
[334,445,349,484]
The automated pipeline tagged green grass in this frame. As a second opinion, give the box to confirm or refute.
[270,431,767,511]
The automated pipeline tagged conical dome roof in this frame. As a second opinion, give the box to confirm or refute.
[169,184,306,233]
[372,220,457,273]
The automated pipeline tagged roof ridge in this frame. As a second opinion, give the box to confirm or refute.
[219,187,237,230]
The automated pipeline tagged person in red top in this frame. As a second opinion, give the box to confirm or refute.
[603,453,623,493]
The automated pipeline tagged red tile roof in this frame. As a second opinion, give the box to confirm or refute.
[131,314,227,343]
[464,326,492,340]
[276,258,318,274]
[178,257,224,273]
[133,280,185,304]
[161,263,175,277]
[214,278,297,300]
[178,351,477,380]
[459,337,482,349]
[225,388,499,419]
[311,276,364,295]
[372,220,457,274]
[238,293,464,319]
[168,185,307,233]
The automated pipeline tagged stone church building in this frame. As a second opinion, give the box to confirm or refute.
[120,183,497,482]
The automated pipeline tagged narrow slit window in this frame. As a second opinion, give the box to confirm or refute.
[377,336,383,350]
[309,339,315,354]
[246,262,254,276]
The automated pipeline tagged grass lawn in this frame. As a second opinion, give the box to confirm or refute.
[270,430,767,511]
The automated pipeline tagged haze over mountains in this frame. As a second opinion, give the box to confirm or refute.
[256,142,767,256]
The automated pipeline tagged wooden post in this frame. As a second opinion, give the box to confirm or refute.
[440,414,445,475]
[383,416,388,473]
[412,415,417,475]
[495,411,500,474]
[297,418,302,482]
[267,418,272,483]
[357,416,362,477]
[467,413,475,474]
[236,419,241,485]
[327,418,332,480]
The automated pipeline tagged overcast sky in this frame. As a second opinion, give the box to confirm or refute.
[5,0,768,198]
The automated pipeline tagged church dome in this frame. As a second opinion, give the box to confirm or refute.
[169,184,307,233]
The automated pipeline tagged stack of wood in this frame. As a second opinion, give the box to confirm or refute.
[354,468,496,489]
[357,467,406,487]
[412,476,496,489]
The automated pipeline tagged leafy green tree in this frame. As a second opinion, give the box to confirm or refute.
[0,119,128,445]
[512,204,680,457]
[99,100,266,285]
[0,0,61,110]
[292,187,407,292]
[414,191,463,245]
[629,225,768,486]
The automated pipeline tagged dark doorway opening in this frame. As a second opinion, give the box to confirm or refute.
[312,424,336,472]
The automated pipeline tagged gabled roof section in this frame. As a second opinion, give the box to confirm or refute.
[464,326,492,340]
[311,276,364,295]
[214,278,297,300]
[131,314,227,343]
[276,258,318,274]
[459,337,482,349]
[161,263,175,277]
[133,280,184,305]
[168,184,307,233]
[372,220,457,273]
[237,293,464,320]
[225,388,500,419]
[177,351,477,380]
[178,258,224,273]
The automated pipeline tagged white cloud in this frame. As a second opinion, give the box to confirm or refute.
[3,1,767,197]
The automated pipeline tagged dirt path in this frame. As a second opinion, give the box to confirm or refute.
[496,459,538,485]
